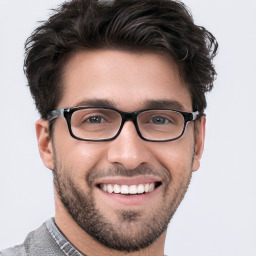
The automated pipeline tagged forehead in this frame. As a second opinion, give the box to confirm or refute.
[59,49,192,111]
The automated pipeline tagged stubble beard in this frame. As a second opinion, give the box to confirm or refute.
[53,160,192,252]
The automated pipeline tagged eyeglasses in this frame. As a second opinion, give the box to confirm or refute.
[47,107,199,142]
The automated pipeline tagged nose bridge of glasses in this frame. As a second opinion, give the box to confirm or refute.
[121,111,138,121]
[118,111,140,135]
[120,110,140,128]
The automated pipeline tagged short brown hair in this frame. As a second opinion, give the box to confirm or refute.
[24,0,218,119]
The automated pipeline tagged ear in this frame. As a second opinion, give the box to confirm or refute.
[192,116,206,172]
[35,119,54,170]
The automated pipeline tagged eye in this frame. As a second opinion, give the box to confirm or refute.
[151,116,170,125]
[87,116,105,124]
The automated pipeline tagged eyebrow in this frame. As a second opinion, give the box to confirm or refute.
[142,99,186,111]
[74,99,117,108]
[73,98,185,111]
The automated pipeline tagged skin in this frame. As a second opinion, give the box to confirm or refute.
[36,49,206,256]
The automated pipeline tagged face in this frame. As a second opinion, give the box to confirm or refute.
[37,50,205,252]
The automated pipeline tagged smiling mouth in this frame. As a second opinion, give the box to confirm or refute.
[98,182,162,195]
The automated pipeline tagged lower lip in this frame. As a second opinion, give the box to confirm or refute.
[96,185,161,206]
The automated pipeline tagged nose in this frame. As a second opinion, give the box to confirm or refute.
[107,121,152,170]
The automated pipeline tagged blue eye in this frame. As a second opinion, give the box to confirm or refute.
[152,117,169,124]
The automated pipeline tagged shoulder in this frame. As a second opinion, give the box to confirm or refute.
[0,244,26,256]
[0,219,63,256]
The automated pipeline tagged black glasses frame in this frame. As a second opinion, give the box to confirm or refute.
[47,107,199,142]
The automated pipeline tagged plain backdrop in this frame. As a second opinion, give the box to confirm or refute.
[0,0,255,255]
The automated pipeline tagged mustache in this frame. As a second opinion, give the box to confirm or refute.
[86,165,171,186]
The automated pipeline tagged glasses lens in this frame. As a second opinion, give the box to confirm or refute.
[138,110,185,141]
[71,108,121,140]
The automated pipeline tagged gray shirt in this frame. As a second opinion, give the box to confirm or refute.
[0,218,84,256]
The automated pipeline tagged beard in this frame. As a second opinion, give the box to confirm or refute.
[53,160,192,252]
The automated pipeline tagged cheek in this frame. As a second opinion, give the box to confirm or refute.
[53,123,107,179]
[152,135,195,178]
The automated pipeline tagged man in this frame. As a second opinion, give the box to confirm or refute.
[0,0,218,255]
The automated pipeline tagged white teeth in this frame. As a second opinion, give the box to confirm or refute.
[120,185,129,194]
[101,184,107,192]
[129,185,137,194]
[100,183,157,195]
[113,184,121,193]
[149,183,155,192]
[137,184,144,194]
[107,184,114,193]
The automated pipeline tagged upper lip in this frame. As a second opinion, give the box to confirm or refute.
[95,175,162,186]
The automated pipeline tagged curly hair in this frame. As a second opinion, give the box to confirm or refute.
[24,0,218,119]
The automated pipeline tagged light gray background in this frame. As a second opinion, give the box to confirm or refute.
[0,0,255,255]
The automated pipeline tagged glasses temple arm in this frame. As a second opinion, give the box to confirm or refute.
[192,111,199,120]
[47,109,65,121]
